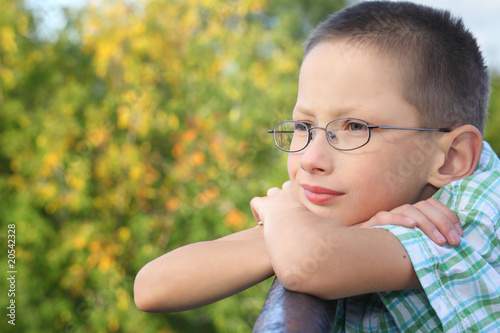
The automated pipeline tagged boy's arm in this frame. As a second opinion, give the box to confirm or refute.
[135,183,460,312]
[250,182,458,300]
[260,206,418,299]
[134,226,273,312]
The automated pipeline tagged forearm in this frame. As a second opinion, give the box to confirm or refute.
[134,227,273,312]
[264,209,418,299]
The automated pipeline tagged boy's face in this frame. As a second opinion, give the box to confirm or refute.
[288,41,439,226]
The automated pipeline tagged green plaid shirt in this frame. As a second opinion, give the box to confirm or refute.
[331,141,500,332]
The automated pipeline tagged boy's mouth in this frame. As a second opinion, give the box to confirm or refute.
[301,185,344,204]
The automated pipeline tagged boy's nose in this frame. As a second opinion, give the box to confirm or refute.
[300,130,333,174]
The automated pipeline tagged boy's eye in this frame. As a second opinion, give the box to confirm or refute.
[345,120,368,131]
[294,122,311,132]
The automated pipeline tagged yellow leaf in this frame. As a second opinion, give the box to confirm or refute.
[107,319,119,332]
[98,255,115,273]
[36,183,57,200]
[0,26,17,52]
[166,197,180,212]
[191,151,206,166]
[118,227,131,242]
[128,165,142,180]
[224,209,247,229]
[73,236,86,250]
[67,176,85,191]
[167,114,179,130]
[181,128,197,143]
[1,68,15,89]
[196,186,220,205]
[43,153,60,168]
[116,288,130,312]
[172,142,184,158]
[197,174,208,186]
[69,264,84,276]
[117,105,130,129]
[36,135,47,147]
[89,240,101,253]
[10,160,21,172]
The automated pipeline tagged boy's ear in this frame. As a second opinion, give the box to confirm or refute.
[428,125,483,188]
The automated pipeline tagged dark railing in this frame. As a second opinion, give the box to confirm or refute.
[253,278,338,333]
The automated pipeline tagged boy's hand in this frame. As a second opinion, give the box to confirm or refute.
[250,181,305,226]
[358,198,463,247]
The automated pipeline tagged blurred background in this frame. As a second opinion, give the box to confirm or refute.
[1,0,498,332]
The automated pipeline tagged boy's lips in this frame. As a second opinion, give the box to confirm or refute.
[301,185,344,204]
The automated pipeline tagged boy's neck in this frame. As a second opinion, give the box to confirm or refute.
[418,183,439,201]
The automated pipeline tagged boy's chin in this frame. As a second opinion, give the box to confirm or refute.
[303,204,362,227]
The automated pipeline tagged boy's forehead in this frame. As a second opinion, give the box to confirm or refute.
[302,41,401,77]
[300,41,401,93]
[296,41,418,124]
[300,42,406,105]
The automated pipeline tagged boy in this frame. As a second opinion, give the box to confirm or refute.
[135,1,500,331]
[252,1,499,331]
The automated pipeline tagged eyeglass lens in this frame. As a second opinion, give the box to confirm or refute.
[273,119,370,152]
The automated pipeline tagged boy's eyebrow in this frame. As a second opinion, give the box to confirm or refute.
[292,107,314,118]
[292,106,363,119]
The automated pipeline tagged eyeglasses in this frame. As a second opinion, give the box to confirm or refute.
[267,118,451,152]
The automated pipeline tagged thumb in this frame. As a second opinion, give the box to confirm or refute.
[250,197,262,222]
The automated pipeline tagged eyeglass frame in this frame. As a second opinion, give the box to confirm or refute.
[267,118,452,152]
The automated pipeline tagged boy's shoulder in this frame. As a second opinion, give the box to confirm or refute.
[434,141,500,223]
[474,141,500,174]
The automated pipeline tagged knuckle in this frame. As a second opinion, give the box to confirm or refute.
[267,187,278,196]
[373,211,389,224]
[427,197,440,205]
[427,198,442,208]
[250,196,261,205]
[413,201,428,209]
[399,203,414,211]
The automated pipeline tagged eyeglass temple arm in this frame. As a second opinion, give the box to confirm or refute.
[370,126,451,132]
[268,130,295,134]
[268,126,451,133]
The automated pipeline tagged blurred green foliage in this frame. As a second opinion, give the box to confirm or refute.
[0,0,499,332]
[485,76,500,149]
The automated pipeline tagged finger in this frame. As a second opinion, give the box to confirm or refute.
[360,211,417,229]
[414,200,461,245]
[389,214,418,228]
[426,198,462,236]
[391,204,447,246]
[412,201,461,246]
[282,181,293,190]
[267,187,280,196]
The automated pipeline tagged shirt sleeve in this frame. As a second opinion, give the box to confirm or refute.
[377,212,500,332]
